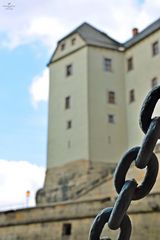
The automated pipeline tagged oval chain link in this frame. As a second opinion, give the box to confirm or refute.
[114,147,159,200]
[89,207,132,240]
[88,86,160,240]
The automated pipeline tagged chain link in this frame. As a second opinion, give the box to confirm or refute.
[88,86,160,240]
[114,147,158,200]
[89,207,132,240]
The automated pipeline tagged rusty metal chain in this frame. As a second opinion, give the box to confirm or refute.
[88,86,160,240]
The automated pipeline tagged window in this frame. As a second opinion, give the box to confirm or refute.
[71,38,76,45]
[66,64,72,77]
[65,96,71,109]
[108,114,115,124]
[152,41,159,56]
[67,120,72,129]
[62,223,72,236]
[151,77,158,88]
[127,57,133,71]
[61,43,65,51]
[104,58,112,72]
[108,91,115,104]
[129,89,135,103]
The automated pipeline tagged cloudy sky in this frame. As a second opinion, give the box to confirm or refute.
[0,0,159,209]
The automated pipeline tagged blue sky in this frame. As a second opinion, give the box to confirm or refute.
[0,43,48,166]
[0,0,159,209]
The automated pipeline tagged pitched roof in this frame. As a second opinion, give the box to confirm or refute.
[124,18,160,48]
[48,18,160,65]
[59,18,160,50]
[59,22,122,50]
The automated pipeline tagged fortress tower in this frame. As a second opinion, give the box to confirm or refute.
[47,23,128,169]
[37,19,160,205]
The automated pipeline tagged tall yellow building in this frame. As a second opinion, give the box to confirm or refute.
[47,22,127,169]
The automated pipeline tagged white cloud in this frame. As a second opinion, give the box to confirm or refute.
[0,159,45,211]
[1,16,66,50]
[29,68,49,107]
[26,17,66,50]
[0,0,160,50]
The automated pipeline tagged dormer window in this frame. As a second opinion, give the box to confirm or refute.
[71,38,76,45]
[61,43,66,51]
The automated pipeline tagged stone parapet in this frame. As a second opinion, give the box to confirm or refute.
[0,197,112,227]
[1,193,160,227]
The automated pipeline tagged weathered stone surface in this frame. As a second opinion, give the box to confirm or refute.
[0,194,160,239]
[36,160,116,205]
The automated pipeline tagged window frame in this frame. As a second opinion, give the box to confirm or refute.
[129,89,135,103]
[152,41,159,56]
[104,58,112,72]
[66,64,72,77]
[61,43,66,51]
[108,91,115,104]
[71,38,76,45]
[127,57,133,71]
[108,114,115,124]
[66,120,72,129]
[65,96,71,109]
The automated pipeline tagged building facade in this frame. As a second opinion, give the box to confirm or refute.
[47,18,160,168]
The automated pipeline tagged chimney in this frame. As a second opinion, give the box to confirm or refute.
[132,28,139,37]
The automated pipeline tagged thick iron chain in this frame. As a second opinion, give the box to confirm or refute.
[88,86,160,240]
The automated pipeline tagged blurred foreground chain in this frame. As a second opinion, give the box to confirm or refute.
[88,86,160,240]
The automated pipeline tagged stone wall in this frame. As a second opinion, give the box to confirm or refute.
[0,194,160,240]
[36,160,115,205]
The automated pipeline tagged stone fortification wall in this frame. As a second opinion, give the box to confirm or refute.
[36,160,115,205]
[0,194,160,239]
